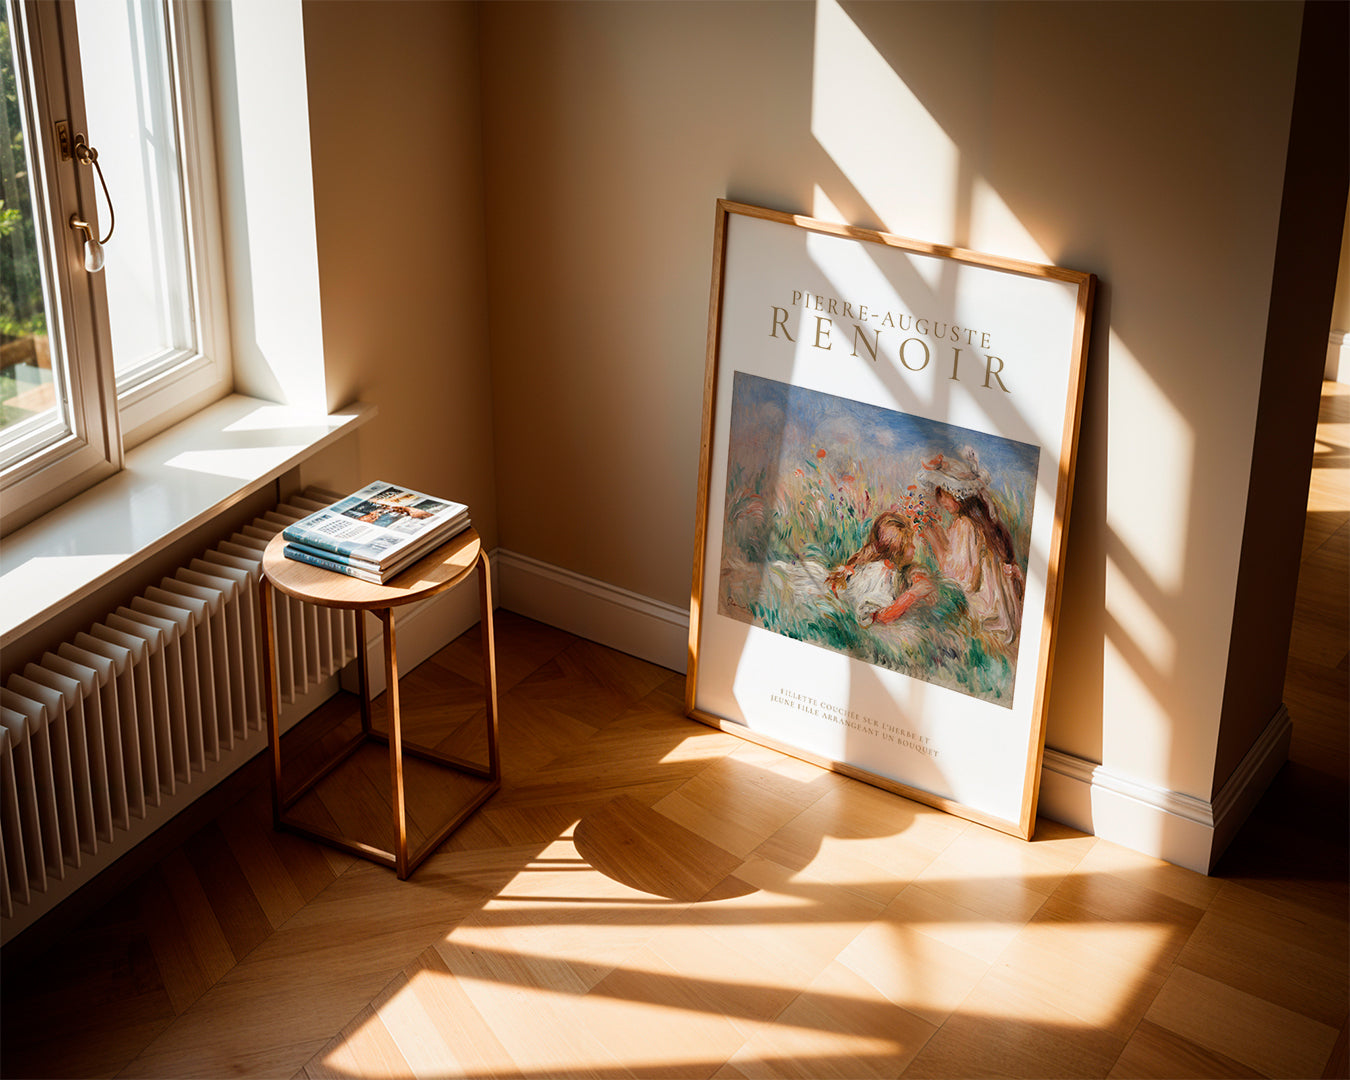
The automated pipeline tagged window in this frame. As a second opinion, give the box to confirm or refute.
[0,0,229,536]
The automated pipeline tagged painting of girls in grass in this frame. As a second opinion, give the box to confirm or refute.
[718,371,1040,707]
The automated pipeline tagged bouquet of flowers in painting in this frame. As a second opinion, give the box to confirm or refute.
[718,372,1039,707]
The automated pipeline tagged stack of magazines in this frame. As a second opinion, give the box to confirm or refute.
[282,481,471,583]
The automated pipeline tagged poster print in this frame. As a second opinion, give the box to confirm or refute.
[687,201,1094,837]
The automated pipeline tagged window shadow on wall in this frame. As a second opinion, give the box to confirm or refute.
[817,0,1330,814]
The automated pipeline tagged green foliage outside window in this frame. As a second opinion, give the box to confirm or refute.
[0,11,45,343]
[1,9,53,430]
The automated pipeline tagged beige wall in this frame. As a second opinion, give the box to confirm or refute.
[300,0,498,549]
[479,0,1311,804]
[480,1,823,604]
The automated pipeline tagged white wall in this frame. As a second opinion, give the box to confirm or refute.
[478,0,1317,860]
[209,0,327,413]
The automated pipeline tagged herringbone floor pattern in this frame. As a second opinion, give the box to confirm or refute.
[1,387,1346,1079]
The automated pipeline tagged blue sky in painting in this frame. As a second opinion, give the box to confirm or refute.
[727,371,1040,507]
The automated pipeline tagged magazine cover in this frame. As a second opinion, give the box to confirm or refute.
[283,543,386,584]
[282,481,470,567]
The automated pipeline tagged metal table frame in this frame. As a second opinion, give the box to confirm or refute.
[259,530,499,879]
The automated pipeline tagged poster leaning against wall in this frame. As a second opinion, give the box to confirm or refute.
[686,200,1095,838]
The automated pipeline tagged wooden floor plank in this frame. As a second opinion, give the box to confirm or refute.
[302,1003,412,1080]
[637,919,804,1034]
[900,967,1126,1079]
[135,859,227,1017]
[0,915,176,1080]
[723,959,936,1079]
[1145,966,1340,1079]
[568,946,754,1079]
[428,608,578,695]
[218,793,311,930]
[651,749,837,859]
[678,854,887,991]
[876,879,1037,967]
[836,912,991,1028]
[384,947,525,1080]
[574,794,743,901]
[1324,1016,1350,1080]
[753,779,968,907]
[183,822,274,963]
[990,909,1173,1042]
[1108,1019,1263,1079]
[435,933,633,1080]
[1177,880,1350,1027]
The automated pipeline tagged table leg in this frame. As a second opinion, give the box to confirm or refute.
[259,578,283,828]
[380,607,409,879]
[356,611,373,735]
[477,550,501,782]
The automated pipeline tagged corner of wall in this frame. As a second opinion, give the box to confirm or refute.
[1214,0,1350,795]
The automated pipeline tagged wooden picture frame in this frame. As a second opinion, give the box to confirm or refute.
[686,200,1095,838]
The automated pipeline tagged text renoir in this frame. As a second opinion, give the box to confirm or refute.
[769,290,1010,392]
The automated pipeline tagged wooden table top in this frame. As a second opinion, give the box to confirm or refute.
[262,527,482,611]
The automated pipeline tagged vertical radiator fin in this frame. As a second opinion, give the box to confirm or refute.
[1,490,359,931]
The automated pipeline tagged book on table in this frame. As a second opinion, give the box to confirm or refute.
[282,481,470,583]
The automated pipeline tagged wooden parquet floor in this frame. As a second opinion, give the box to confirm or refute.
[1,385,1346,1080]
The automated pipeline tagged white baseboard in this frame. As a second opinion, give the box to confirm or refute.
[495,549,690,673]
[1038,706,1292,873]
[493,550,1293,875]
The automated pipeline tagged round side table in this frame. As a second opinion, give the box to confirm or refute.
[259,527,499,878]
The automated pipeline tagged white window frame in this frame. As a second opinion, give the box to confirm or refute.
[2,0,120,524]
[1,0,230,536]
[112,0,231,446]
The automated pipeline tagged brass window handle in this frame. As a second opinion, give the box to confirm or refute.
[67,133,114,272]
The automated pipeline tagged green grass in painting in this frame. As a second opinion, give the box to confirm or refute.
[720,441,1031,707]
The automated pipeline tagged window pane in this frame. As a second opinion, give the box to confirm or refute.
[0,1,67,448]
[75,0,194,386]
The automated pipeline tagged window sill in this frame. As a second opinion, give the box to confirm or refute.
[0,394,376,649]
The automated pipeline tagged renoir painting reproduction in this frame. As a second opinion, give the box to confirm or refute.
[687,201,1095,837]
[718,371,1038,707]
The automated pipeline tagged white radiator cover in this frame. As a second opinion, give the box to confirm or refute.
[0,490,360,940]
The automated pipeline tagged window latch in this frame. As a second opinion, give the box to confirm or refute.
[66,133,115,273]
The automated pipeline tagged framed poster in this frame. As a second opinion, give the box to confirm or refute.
[686,200,1095,838]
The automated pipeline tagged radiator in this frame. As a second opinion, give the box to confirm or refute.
[0,490,359,929]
